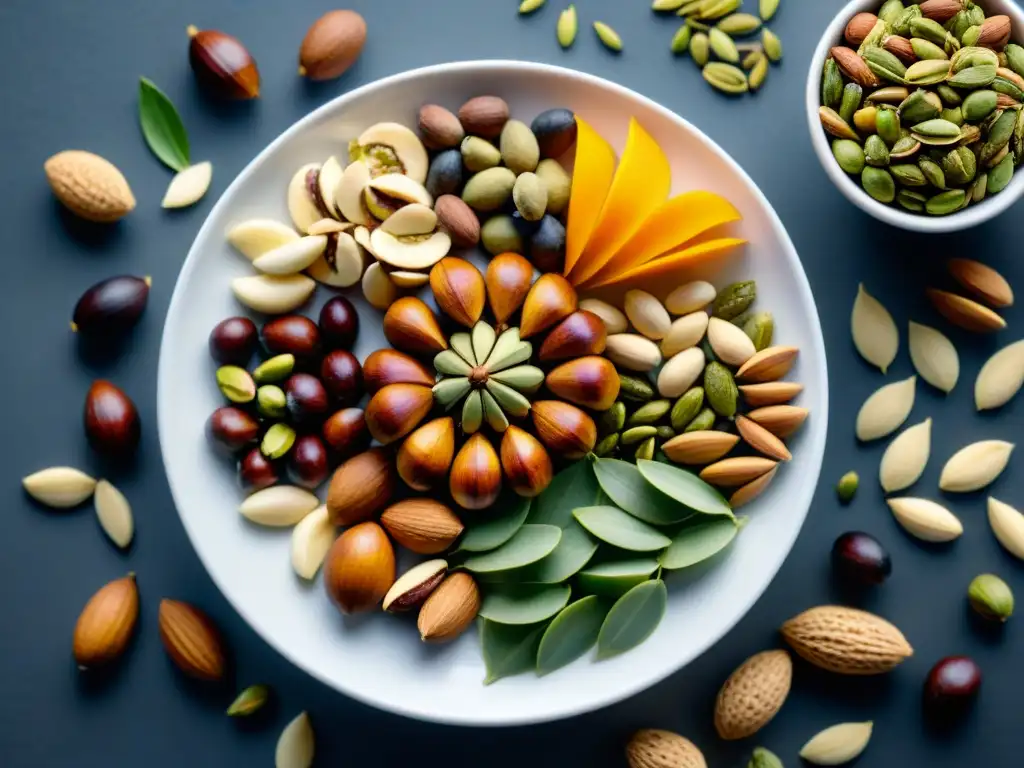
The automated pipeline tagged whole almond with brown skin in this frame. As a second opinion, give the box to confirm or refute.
[830,46,881,87]
[434,194,480,248]
[738,382,804,407]
[626,729,707,768]
[73,574,139,669]
[947,258,1014,308]
[736,415,791,461]
[844,12,878,45]
[736,346,799,382]
[699,457,777,487]
[380,498,464,554]
[729,466,778,509]
[746,405,809,439]
[45,150,135,223]
[883,35,917,64]
[457,96,510,138]
[326,448,396,525]
[661,431,739,465]
[418,105,465,150]
[187,26,260,99]
[714,649,792,740]
[298,10,367,81]
[417,572,480,642]
[920,0,963,23]
[926,288,1007,332]
[781,605,913,674]
[978,15,1011,49]
[158,599,226,681]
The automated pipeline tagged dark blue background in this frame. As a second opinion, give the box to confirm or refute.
[1,0,1021,765]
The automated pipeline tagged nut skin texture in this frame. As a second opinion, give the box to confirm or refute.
[237,447,279,494]
[207,406,260,453]
[298,10,366,81]
[44,150,136,223]
[430,257,485,327]
[187,26,260,99]
[364,383,434,445]
[320,349,363,406]
[519,273,577,339]
[500,426,553,498]
[530,400,597,458]
[324,522,396,614]
[627,729,707,768]
[923,656,982,722]
[546,356,621,411]
[538,310,607,361]
[84,380,140,456]
[781,605,913,674]
[457,96,510,139]
[417,572,481,642]
[397,417,456,491]
[362,349,435,394]
[261,315,321,363]
[284,373,330,427]
[326,448,396,526]
[450,432,502,510]
[380,498,464,554]
[714,649,792,740]
[419,104,465,150]
[485,252,533,327]
[158,599,226,682]
[321,407,370,458]
[73,574,139,669]
[318,296,359,350]
[383,297,448,355]
[831,531,892,586]
[287,434,330,489]
[72,276,150,336]
[434,194,480,249]
[384,563,447,612]
[209,317,258,365]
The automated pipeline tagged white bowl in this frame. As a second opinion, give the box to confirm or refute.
[158,61,828,726]
[807,0,1024,233]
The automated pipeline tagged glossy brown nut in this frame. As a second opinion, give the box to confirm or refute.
[322,408,370,457]
[284,373,330,427]
[319,296,359,350]
[320,350,363,406]
[261,315,321,362]
[209,317,258,365]
[237,447,279,494]
[72,276,150,336]
[207,406,259,453]
[84,380,140,455]
[362,349,434,394]
[287,434,330,489]
[187,26,260,99]
[924,656,981,721]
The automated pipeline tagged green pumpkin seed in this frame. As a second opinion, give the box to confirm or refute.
[598,402,627,434]
[594,21,623,52]
[981,109,1017,162]
[621,425,658,445]
[834,139,867,173]
[742,48,764,70]
[937,84,962,105]
[876,107,902,144]
[1006,44,1024,78]
[892,6,922,37]
[919,157,946,188]
[890,135,921,160]
[949,64,997,88]
[987,152,1015,194]
[462,524,562,573]
[952,47,999,73]
[950,10,974,42]
[530,458,601,527]
[822,58,843,109]
[762,29,782,62]
[759,0,779,22]
[858,19,888,54]
[685,406,716,432]
[742,312,774,351]
[749,747,785,768]
[519,0,547,13]
[636,458,733,517]
[897,188,928,212]
[574,506,673,552]
[226,684,270,717]
[596,579,667,659]
[712,280,756,319]
[704,62,749,94]
[536,596,607,675]
[971,172,989,201]
[941,106,964,126]
[517,522,598,583]
[578,558,660,597]
[904,59,950,85]
[986,143,1010,168]
[864,135,890,167]
[691,32,711,66]
[926,188,967,214]
[479,584,571,625]
[992,77,1024,102]
[839,83,863,125]
[670,24,692,54]
[716,13,761,36]
[704,361,738,418]
[890,163,928,186]
[911,38,949,61]
[961,25,980,46]
[557,5,578,48]
[878,0,904,26]
[862,166,897,202]
[748,53,769,91]
[867,86,910,104]
[618,374,655,403]
[911,118,962,139]
[863,46,908,83]
[481,620,547,684]
[457,496,531,553]
[659,516,739,569]
[627,400,672,427]
[942,145,977,184]
[909,16,950,47]
[898,89,940,124]
[670,387,705,431]
[593,458,693,525]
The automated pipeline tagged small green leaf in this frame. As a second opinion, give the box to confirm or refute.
[226,684,270,717]
[577,557,660,597]
[596,579,668,659]
[461,524,561,573]
[516,522,598,583]
[536,596,608,676]
[574,506,673,552]
[480,584,571,625]
[636,459,733,517]
[481,620,548,684]
[593,458,692,525]
[138,77,190,172]
[659,516,739,570]
[456,495,531,553]
[529,457,603,527]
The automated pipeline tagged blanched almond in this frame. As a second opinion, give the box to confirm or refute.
[578,299,627,333]
[94,479,133,549]
[287,163,322,233]
[661,311,709,357]
[887,497,962,542]
[736,415,791,461]
[851,284,898,373]
[746,405,809,439]
[736,346,798,382]
[939,440,1014,492]
[606,333,662,372]
[662,431,739,465]
[362,262,399,310]
[624,290,671,340]
[975,340,1024,410]
[232,274,316,314]
[291,505,335,580]
[800,721,873,766]
[665,280,716,314]
[227,219,299,260]
[657,347,706,398]
[729,466,778,508]
[240,485,320,527]
[879,418,931,493]
[948,258,1014,308]
[700,457,777,487]
[276,711,315,768]
[855,376,916,441]
[739,382,804,407]
[988,497,1024,560]
[908,321,958,393]
[22,466,96,508]
[252,235,327,275]
[707,317,756,366]
[161,161,212,209]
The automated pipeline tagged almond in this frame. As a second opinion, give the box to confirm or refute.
[94,479,134,549]
[887,497,963,542]
[735,346,798,382]
[830,46,881,87]
[298,10,366,81]
[624,290,671,340]
[380,498,464,555]
[276,711,315,768]
[44,150,136,223]
[418,104,465,150]
[975,340,1024,410]
[988,497,1024,560]
[729,466,778,509]
[978,14,1011,48]
[434,194,480,248]
[626,729,707,768]
[938,440,1014,492]
[738,381,803,407]
[780,605,913,675]
[660,311,709,357]
[290,505,336,580]
[661,431,739,465]
[920,0,963,23]
[908,321,959,393]
[800,722,873,766]
[879,418,931,493]
[416,572,480,642]
[855,376,916,442]
[161,162,212,209]
[927,288,1007,332]
[707,317,756,367]
[736,415,791,461]
[158,599,226,681]
[239,485,320,527]
[73,574,139,669]
[746,405,809,439]
[383,559,447,612]
[947,258,1014,308]
[714,649,792,740]
[607,333,663,372]
[457,95,510,139]
[326,448,396,525]
[883,35,917,64]
[844,13,879,45]
[699,456,777,487]
[665,281,716,315]
[22,466,96,508]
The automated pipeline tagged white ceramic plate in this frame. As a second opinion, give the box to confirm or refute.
[158,61,828,726]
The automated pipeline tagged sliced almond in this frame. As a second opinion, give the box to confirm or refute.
[729,466,778,509]
[887,497,962,542]
[306,218,352,236]
[707,317,756,367]
[579,299,627,334]
[362,262,399,310]
[851,283,898,373]
[390,270,430,288]
[317,156,345,218]
[369,229,451,271]
[287,163,323,234]
[22,467,96,508]
[746,405,809,439]
[161,161,212,209]
[879,418,931,493]
[606,333,664,372]
[800,721,873,766]
[307,231,364,288]
[927,288,1007,332]
[657,347,706,398]
[855,376,916,442]
[227,219,299,260]
[357,122,429,184]
[380,203,438,236]
[291,505,336,580]
[275,711,315,768]
[908,321,959,393]
[368,173,432,207]
[735,415,791,461]
[665,280,716,315]
[239,485,320,527]
[232,274,316,315]
[948,258,1014,308]
[252,235,328,276]
[661,311,709,357]
[700,457,777,487]
[336,159,372,225]
[624,290,671,340]
[735,346,799,382]
[94,479,133,549]
[353,225,376,256]
[988,497,1024,560]
[975,339,1024,410]
[939,440,1014,492]
[661,431,739,465]
[739,382,804,407]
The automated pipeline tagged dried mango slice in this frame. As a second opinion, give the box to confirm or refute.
[590,237,747,288]
[564,117,617,279]
[568,118,671,286]
[580,191,741,288]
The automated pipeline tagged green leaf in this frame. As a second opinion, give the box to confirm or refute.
[529,456,603,527]
[659,516,739,570]
[456,495,531,553]
[138,77,190,172]
[536,596,608,676]
[577,557,660,597]
[481,619,548,684]
[574,506,673,552]
[593,458,693,525]
[480,583,571,624]
[516,522,598,583]
[636,459,733,517]
[596,579,667,659]
[461,524,561,573]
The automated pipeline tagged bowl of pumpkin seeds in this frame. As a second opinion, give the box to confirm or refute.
[807,0,1024,231]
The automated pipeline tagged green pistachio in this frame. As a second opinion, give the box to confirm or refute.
[890,135,921,160]
[627,400,672,426]
[971,172,989,202]
[919,157,946,188]
[968,573,1014,622]
[876,107,902,145]
[670,24,692,54]
[594,432,620,457]
[704,361,738,418]
[1006,44,1024,79]
[634,436,657,462]
[822,57,843,109]
[261,423,296,460]
[685,406,716,432]
[711,280,756,320]
[992,76,1024,102]
[833,139,867,174]
[762,29,782,62]
[943,145,977,185]
[253,354,295,384]
[899,89,941,124]
[742,311,774,351]
[836,471,859,502]
[655,426,675,440]
[897,188,928,212]
[865,134,891,167]
[948,64,997,89]
[691,32,711,66]
[621,426,658,445]
[892,5,922,37]
[863,46,908,84]
[670,387,705,431]
[216,366,256,403]
[618,374,655,403]
[910,38,948,61]
[987,152,1015,195]
[598,401,627,434]
[878,0,905,26]
[937,84,962,106]
[926,188,967,214]
[256,385,287,418]
[748,746,785,768]
[226,685,271,717]
[839,82,863,125]
[861,166,897,203]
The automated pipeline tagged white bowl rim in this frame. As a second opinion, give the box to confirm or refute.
[806,0,1024,233]
[157,59,829,726]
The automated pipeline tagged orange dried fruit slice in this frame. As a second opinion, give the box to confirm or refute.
[564,116,617,279]
[591,237,747,288]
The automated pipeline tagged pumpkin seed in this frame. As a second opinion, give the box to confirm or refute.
[480,584,571,625]
[704,62,749,95]
[822,58,843,109]
[670,387,705,430]
[833,139,866,174]
[659,516,739,569]
[519,0,547,14]
[536,596,608,675]
[839,83,863,125]
[557,4,578,48]
[594,21,623,52]
[717,13,761,36]
[670,24,692,54]
[596,579,668,659]
[594,458,693,525]
[926,188,967,214]
[748,53,769,90]
[636,458,734,517]
[481,620,548,684]
[574,506,673,552]
[861,166,896,203]
[762,28,782,62]
[709,28,739,62]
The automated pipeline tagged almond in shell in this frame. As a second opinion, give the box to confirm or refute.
[714,649,792,740]
[73,574,139,669]
[380,499,464,555]
[626,729,707,768]
[417,571,480,642]
[661,431,739,465]
[158,599,226,681]
[44,150,136,223]
[780,605,913,675]
[735,415,791,461]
